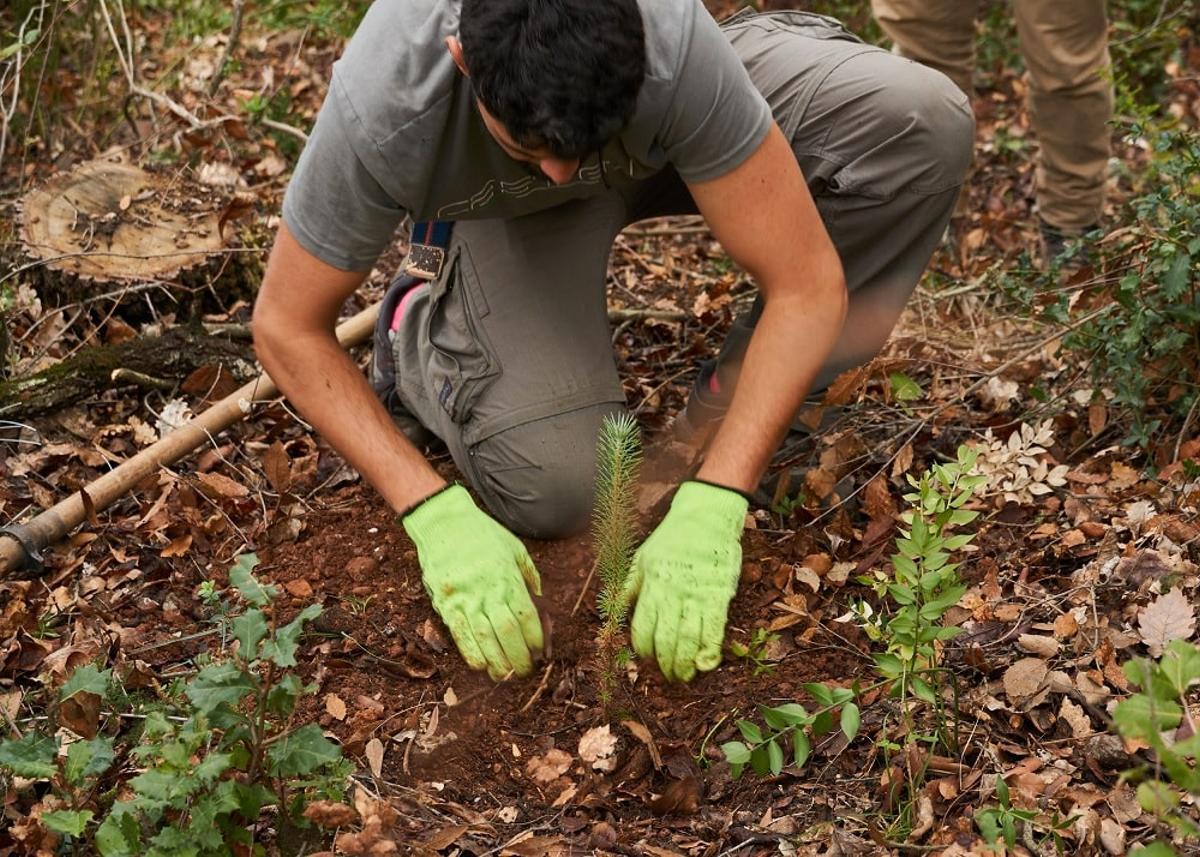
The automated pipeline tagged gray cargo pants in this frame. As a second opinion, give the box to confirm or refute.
[387,11,974,539]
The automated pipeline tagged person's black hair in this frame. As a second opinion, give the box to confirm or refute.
[459,0,646,160]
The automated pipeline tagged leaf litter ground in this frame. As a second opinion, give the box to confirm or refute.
[2,2,1199,854]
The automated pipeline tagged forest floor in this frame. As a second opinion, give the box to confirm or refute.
[2,1,1199,855]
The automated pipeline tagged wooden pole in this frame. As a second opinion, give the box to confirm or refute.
[1,304,380,576]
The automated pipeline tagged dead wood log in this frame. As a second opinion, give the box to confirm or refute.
[0,303,380,577]
[0,326,251,421]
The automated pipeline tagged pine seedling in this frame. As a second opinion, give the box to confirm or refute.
[590,412,643,704]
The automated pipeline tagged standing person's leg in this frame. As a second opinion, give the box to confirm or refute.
[650,12,974,424]
[387,197,629,539]
[870,0,978,96]
[1014,0,1112,233]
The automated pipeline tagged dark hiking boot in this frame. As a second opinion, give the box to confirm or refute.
[1039,219,1100,272]
[671,360,843,445]
[370,275,435,448]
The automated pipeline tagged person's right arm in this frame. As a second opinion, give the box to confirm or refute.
[252,222,448,513]
[253,224,544,679]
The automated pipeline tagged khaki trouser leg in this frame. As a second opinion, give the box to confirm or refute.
[1014,0,1112,231]
[870,0,977,95]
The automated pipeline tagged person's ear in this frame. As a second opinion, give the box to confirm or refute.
[446,36,469,77]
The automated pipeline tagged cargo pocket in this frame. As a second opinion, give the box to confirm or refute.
[425,243,500,425]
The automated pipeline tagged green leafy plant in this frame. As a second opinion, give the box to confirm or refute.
[720,683,860,779]
[720,446,983,793]
[0,553,350,854]
[590,412,643,705]
[975,775,1075,854]
[729,628,781,677]
[1111,639,1200,853]
[998,109,1199,453]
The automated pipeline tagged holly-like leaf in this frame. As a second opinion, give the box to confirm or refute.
[266,723,341,776]
[65,736,116,785]
[41,809,93,836]
[186,663,254,715]
[95,802,140,857]
[266,673,305,716]
[1138,588,1196,657]
[259,604,322,668]
[0,732,57,778]
[60,664,111,700]
[228,553,276,607]
[231,609,268,659]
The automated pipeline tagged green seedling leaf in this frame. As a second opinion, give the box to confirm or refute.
[767,738,784,775]
[1113,692,1182,737]
[749,744,771,777]
[260,604,322,667]
[228,553,276,607]
[811,710,834,738]
[722,741,751,765]
[186,662,255,715]
[267,723,341,776]
[792,731,810,768]
[0,732,57,778]
[840,702,860,740]
[736,719,764,745]
[1138,780,1180,815]
[975,808,1001,844]
[65,736,116,785]
[911,676,937,704]
[1160,640,1200,695]
[41,809,93,836]
[873,652,903,679]
[761,703,809,730]
[889,372,923,402]
[803,683,834,707]
[61,664,111,700]
[232,609,268,658]
[995,775,1010,806]
[1131,844,1177,857]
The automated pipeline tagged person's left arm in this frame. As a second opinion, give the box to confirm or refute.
[624,122,847,682]
[689,121,847,489]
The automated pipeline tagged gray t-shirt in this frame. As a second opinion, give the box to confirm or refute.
[282,0,773,271]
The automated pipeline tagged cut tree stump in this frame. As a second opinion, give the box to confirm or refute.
[15,158,258,321]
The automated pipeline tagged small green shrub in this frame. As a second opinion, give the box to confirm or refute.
[0,553,349,855]
[722,446,983,796]
[729,627,780,677]
[974,775,1075,854]
[1111,639,1200,853]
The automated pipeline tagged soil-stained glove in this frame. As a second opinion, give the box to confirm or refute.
[401,484,544,680]
[623,480,748,682]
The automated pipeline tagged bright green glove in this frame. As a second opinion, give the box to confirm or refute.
[623,480,748,682]
[402,484,544,680]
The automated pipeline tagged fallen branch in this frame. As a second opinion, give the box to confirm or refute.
[0,304,380,577]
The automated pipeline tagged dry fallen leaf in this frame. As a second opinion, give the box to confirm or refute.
[1138,587,1196,656]
[303,800,358,828]
[1017,634,1060,658]
[324,693,347,721]
[526,748,572,784]
[1003,657,1049,703]
[578,724,618,771]
[1059,698,1092,738]
[365,737,385,779]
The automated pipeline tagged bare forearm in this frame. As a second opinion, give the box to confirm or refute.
[256,329,445,512]
[698,283,846,494]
